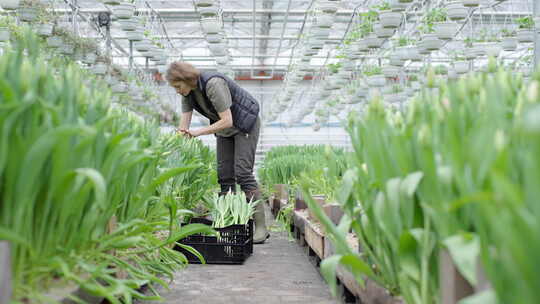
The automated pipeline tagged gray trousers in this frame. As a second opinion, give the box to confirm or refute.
[216,118,260,192]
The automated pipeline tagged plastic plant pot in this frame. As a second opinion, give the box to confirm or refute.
[366,35,384,48]
[92,63,108,75]
[464,47,477,60]
[111,83,127,93]
[103,0,121,5]
[454,60,469,74]
[483,42,502,57]
[59,44,74,56]
[83,52,97,65]
[206,32,223,43]
[311,27,331,38]
[535,17,540,32]
[318,0,338,14]
[516,29,534,43]
[382,66,400,78]
[18,6,38,22]
[308,40,324,50]
[501,37,517,51]
[446,1,468,21]
[390,2,409,12]
[135,41,151,52]
[37,23,54,37]
[342,61,355,71]
[194,0,214,7]
[472,43,486,57]
[315,13,334,28]
[215,55,228,65]
[366,75,386,87]
[46,36,62,48]
[374,22,395,38]
[0,0,19,10]
[398,0,413,3]
[114,3,135,19]
[201,17,221,34]
[199,6,218,17]
[379,11,402,29]
[434,22,458,40]
[119,19,137,31]
[126,29,144,41]
[209,43,226,55]
[0,28,10,42]
[463,0,480,7]
[419,34,442,51]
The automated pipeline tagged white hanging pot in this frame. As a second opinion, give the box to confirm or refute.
[419,34,442,51]
[311,27,331,38]
[315,13,334,28]
[374,22,395,38]
[201,17,221,34]
[390,1,409,12]
[194,0,214,7]
[398,0,413,3]
[215,55,229,65]
[463,0,480,7]
[384,93,404,104]
[501,37,517,51]
[92,63,108,75]
[464,47,477,60]
[417,44,430,55]
[472,43,486,57]
[355,39,369,53]
[126,29,144,41]
[199,5,218,17]
[206,32,223,43]
[342,61,355,71]
[382,66,400,78]
[83,52,97,64]
[0,28,10,42]
[103,0,121,5]
[517,29,534,43]
[483,42,502,57]
[46,36,62,48]
[114,3,135,19]
[446,1,468,21]
[209,42,227,55]
[111,83,127,93]
[535,17,540,32]
[18,6,38,22]
[135,41,151,52]
[318,0,338,14]
[434,22,458,40]
[119,19,137,31]
[365,35,383,48]
[366,75,386,87]
[407,46,423,61]
[308,39,325,50]
[0,0,19,10]
[454,60,469,74]
[59,44,74,55]
[378,11,402,29]
[303,48,318,56]
[37,23,54,37]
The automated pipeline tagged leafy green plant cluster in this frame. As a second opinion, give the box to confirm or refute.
[420,8,447,33]
[207,190,258,228]
[517,16,534,29]
[0,29,216,304]
[363,64,383,76]
[303,59,540,304]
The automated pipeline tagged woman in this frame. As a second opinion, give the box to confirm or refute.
[166,62,269,244]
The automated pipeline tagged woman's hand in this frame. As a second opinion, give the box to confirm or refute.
[176,128,201,138]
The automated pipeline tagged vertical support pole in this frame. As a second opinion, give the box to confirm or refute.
[0,241,12,304]
[106,24,111,59]
[534,1,540,68]
[72,0,78,34]
[129,40,134,71]
[145,56,149,71]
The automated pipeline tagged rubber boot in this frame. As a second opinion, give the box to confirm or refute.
[245,189,270,244]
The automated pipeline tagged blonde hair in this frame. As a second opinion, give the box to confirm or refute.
[166,61,200,88]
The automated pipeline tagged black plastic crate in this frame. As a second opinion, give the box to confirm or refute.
[175,218,253,264]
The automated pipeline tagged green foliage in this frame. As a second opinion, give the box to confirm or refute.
[207,189,257,228]
[363,64,383,76]
[517,16,534,29]
[421,8,447,33]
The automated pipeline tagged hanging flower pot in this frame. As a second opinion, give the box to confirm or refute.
[384,93,404,104]
[0,27,10,42]
[92,62,108,75]
[0,0,19,10]
[114,3,135,19]
[201,17,221,34]
[126,28,144,41]
[59,44,74,55]
[37,23,54,37]
[111,83,127,93]
[472,42,486,57]
[303,48,318,56]
[390,1,409,12]
[355,39,369,52]
[366,75,386,87]
[199,5,218,17]
[311,27,331,39]
[374,22,395,38]
[209,42,227,55]
[454,60,469,74]
[206,32,223,43]
[417,44,430,55]
[135,40,151,52]
[194,0,214,7]
[342,61,355,71]
[103,0,121,5]
[366,35,384,48]
[419,34,442,51]
[434,22,458,40]
[483,42,502,57]
[379,11,402,29]
[516,29,534,43]
[318,0,338,14]
[119,19,137,31]
[214,55,228,65]
[501,37,517,51]
[315,13,334,28]
[463,0,480,7]
[83,52,97,64]
[464,47,477,60]
[308,39,325,50]
[398,0,413,3]
[46,36,62,48]
[406,46,422,61]
[382,65,400,78]
[535,17,540,32]
[18,6,38,22]
[446,1,468,21]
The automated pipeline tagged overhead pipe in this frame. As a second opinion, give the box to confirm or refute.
[250,0,292,79]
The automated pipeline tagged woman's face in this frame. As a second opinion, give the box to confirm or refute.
[172,80,192,97]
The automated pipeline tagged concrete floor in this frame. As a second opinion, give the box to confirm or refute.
[138,207,340,304]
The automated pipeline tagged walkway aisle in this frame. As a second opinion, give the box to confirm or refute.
[138,207,340,304]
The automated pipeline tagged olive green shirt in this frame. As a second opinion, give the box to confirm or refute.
[181,78,239,137]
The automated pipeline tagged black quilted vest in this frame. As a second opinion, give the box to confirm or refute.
[187,72,260,134]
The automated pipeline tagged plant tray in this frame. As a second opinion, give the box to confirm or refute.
[175,218,253,264]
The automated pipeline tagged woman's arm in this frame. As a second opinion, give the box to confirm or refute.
[189,109,233,137]
[179,111,192,130]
